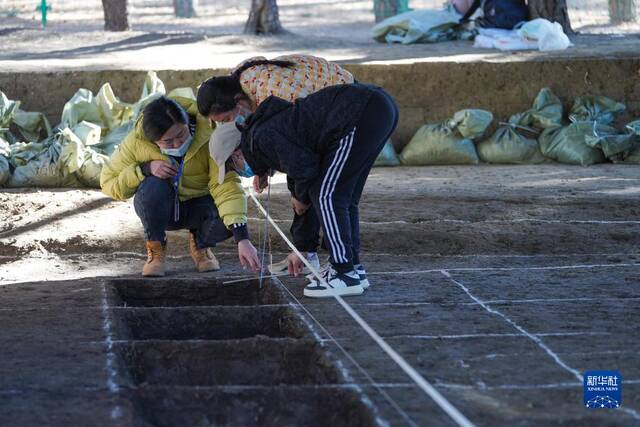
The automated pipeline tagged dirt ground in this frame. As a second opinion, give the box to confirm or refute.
[1,164,639,426]
[1,0,640,72]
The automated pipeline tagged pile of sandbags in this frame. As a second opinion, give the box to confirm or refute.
[400,88,640,167]
[0,71,167,188]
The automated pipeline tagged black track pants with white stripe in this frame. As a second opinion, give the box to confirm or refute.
[309,88,399,273]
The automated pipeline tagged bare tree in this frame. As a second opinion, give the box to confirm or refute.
[174,0,197,18]
[609,0,637,22]
[102,0,129,31]
[528,0,573,34]
[245,0,285,34]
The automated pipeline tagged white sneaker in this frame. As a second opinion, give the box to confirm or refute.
[355,264,370,289]
[304,267,364,298]
[269,252,321,275]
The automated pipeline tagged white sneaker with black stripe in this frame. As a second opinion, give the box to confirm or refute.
[304,267,364,298]
[355,264,370,289]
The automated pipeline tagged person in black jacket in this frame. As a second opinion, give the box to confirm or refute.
[210,83,399,298]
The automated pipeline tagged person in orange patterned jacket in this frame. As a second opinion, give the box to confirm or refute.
[197,54,354,274]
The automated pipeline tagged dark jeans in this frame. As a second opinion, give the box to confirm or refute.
[309,88,399,272]
[133,176,232,249]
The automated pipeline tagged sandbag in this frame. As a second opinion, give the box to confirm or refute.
[59,127,109,188]
[374,140,401,167]
[13,109,52,142]
[510,88,563,130]
[400,109,492,165]
[1,91,20,144]
[7,135,82,188]
[569,95,625,125]
[60,88,103,129]
[451,109,494,139]
[538,122,607,166]
[0,139,10,186]
[477,125,545,164]
[616,120,640,164]
[400,123,480,165]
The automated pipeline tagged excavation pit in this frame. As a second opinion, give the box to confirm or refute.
[118,338,341,386]
[132,386,376,427]
[115,306,306,341]
[109,277,282,307]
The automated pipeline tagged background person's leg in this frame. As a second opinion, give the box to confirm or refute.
[177,195,232,248]
[287,176,321,253]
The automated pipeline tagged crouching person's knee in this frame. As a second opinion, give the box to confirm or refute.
[134,176,173,217]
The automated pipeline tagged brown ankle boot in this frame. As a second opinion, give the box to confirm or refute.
[143,241,166,277]
[189,233,220,272]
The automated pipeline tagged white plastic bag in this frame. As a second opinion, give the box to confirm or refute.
[517,18,571,51]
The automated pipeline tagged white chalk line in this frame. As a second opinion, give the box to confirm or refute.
[441,270,640,421]
[100,282,122,420]
[369,262,640,276]
[249,190,475,427]
[382,332,612,340]
[247,217,640,226]
[348,297,640,307]
[436,380,640,391]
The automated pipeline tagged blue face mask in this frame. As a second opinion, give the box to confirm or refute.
[236,161,254,178]
[235,114,246,127]
[160,136,192,157]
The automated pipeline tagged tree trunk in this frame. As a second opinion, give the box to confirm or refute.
[609,0,637,22]
[174,0,197,18]
[374,0,407,22]
[102,0,129,31]
[244,0,285,34]
[528,0,573,35]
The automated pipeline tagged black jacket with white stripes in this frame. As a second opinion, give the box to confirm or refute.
[239,83,377,204]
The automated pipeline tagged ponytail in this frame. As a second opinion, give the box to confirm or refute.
[197,59,295,116]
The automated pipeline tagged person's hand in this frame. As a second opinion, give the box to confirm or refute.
[287,252,307,277]
[149,160,177,179]
[238,239,261,272]
[291,197,311,216]
[253,174,269,194]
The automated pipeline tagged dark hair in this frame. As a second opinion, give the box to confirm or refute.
[197,59,295,116]
[142,96,189,141]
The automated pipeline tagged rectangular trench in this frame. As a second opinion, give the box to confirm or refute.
[106,277,376,426]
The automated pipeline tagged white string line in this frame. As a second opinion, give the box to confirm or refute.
[440,270,640,420]
[368,262,640,275]
[248,190,475,427]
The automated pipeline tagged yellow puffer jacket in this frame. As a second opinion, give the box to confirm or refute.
[100,94,247,228]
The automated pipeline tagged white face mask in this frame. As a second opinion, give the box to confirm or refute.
[160,135,193,157]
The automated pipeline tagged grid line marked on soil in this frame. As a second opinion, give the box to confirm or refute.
[440,270,640,420]
[441,269,583,382]
[369,262,640,275]
[247,217,640,225]
[100,281,122,420]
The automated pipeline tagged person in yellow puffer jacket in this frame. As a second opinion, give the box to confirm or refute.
[196,54,355,275]
[100,94,261,277]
